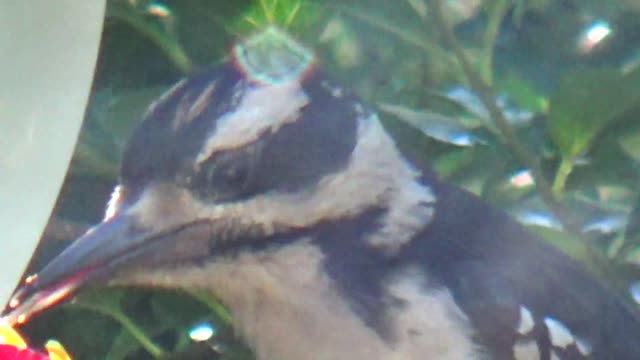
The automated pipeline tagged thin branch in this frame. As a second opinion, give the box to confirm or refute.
[552,156,574,198]
[480,0,510,85]
[427,0,580,234]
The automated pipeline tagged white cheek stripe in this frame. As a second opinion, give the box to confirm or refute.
[356,117,435,253]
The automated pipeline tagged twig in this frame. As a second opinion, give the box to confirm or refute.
[427,0,580,234]
[480,0,510,85]
[552,156,574,198]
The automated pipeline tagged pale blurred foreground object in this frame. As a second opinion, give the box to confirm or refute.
[0,1,106,305]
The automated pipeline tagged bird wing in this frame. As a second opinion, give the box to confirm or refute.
[410,182,640,359]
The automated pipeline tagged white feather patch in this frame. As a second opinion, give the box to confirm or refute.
[196,81,308,162]
[517,305,535,335]
[358,116,435,253]
[544,317,574,349]
[385,268,481,360]
[576,337,592,356]
[513,340,540,360]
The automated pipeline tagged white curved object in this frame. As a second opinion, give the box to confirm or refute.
[0,1,106,305]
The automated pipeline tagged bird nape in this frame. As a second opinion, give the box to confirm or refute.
[4,27,640,360]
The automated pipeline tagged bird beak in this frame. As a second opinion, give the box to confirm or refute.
[2,214,142,325]
[2,208,212,326]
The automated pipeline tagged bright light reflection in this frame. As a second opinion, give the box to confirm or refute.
[578,20,612,53]
[189,324,215,342]
[587,21,612,43]
[516,211,562,230]
[509,170,534,188]
[582,216,625,234]
[630,282,640,304]
[448,133,477,147]
[148,4,171,18]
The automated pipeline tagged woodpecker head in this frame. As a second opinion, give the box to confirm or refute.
[4,27,435,325]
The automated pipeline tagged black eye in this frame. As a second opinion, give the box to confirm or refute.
[192,151,254,201]
[209,155,250,188]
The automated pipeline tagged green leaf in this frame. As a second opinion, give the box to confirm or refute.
[619,126,640,162]
[620,198,640,261]
[546,68,640,159]
[498,72,548,113]
[378,103,483,146]
[530,225,606,276]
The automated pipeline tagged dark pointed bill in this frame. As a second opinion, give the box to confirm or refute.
[3,215,144,325]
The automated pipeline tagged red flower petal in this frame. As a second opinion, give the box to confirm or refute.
[0,344,20,357]
[0,344,49,360]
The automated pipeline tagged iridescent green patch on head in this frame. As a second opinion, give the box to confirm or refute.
[232,27,315,85]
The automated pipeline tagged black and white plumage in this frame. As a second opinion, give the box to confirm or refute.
[4,28,640,359]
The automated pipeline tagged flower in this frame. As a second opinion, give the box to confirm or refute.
[0,323,71,360]
[0,344,48,360]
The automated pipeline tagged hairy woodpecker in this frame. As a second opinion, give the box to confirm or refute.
[4,28,640,360]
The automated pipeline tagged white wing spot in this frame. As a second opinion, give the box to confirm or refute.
[544,317,574,349]
[576,337,592,356]
[517,306,535,335]
[513,340,540,360]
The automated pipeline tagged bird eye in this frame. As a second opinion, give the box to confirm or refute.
[209,160,249,188]
[193,151,253,201]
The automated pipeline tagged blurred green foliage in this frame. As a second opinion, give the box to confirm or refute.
[19,0,640,358]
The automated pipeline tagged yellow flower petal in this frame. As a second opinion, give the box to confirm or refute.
[0,322,27,349]
[46,339,73,360]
